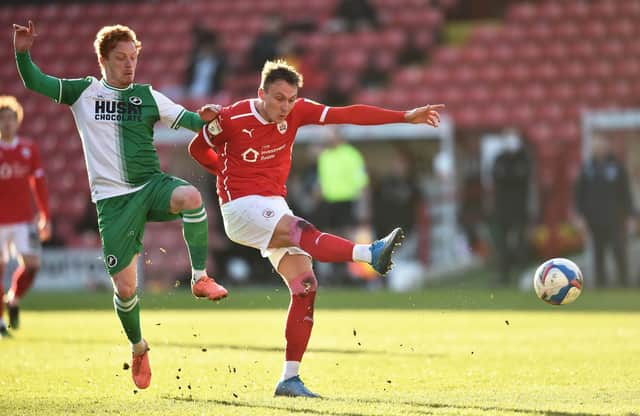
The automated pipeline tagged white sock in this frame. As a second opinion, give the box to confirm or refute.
[0,318,6,328]
[280,361,300,381]
[132,339,148,355]
[191,269,206,286]
[352,244,372,263]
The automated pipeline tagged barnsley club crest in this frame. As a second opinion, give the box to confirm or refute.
[277,121,287,134]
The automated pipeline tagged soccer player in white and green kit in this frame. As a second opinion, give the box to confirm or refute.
[13,21,228,389]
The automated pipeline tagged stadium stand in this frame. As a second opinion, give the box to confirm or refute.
[1,0,638,282]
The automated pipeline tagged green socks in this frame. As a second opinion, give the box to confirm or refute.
[113,293,141,344]
[181,204,208,271]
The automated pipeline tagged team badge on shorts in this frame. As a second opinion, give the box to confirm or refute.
[262,208,275,218]
[277,121,287,134]
[106,254,118,268]
[129,96,142,105]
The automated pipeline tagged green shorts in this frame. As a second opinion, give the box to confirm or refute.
[96,173,189,276]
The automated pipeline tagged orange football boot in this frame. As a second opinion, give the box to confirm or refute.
[192,276,228,301]
[131,341,151,389]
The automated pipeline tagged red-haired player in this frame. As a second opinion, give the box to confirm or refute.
[189,60,444,397]
[0,95,50,338]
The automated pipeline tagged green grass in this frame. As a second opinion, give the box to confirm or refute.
[2,288,639,415]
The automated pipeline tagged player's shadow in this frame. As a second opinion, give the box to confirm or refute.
[332,397,626,416]
[23,336,444,358]
[167,341,444,358]
[164,396,428,416]
[166,395,622,416]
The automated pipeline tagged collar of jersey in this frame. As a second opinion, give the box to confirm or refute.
[101,79,134,91]
[0,137,18,148]
[250,99,270,125]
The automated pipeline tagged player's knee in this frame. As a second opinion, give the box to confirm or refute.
[113,279,137,299]
[289,217,317,245]
[289,271,318,296]
[174,186,203,211]
[22,255,40,270]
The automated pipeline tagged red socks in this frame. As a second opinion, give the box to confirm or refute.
[290,219,354,263]
[10,265,37,301]
[285,272,318,362]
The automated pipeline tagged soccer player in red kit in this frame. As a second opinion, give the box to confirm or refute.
[189,60,443,397]
[0,96,50,338]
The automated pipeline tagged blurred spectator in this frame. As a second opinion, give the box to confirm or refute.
[457,139,487,258]
[248,15,284,71]
[276,37,325,98]
[322,73,355,107]
[372,147,421,238]
[316,127,370,284]
[574,136,634,288]
[396,31,428,67]
[184,27,227,98]
[490,129,531,286]
[330,0,380,32]
[359,52,391,90]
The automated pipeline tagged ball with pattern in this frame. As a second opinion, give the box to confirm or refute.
[533,258,583,305]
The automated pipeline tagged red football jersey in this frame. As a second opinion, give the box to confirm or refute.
[0,138,45,224]
[207,98,327,203]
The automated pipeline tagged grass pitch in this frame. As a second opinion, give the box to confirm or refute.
[2,288,639,415]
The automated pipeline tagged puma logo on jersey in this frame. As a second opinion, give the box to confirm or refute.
[242,128,254,138]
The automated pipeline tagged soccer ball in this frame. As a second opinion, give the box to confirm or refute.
[533,258,583,305]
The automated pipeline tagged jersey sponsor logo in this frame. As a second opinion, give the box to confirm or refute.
[0,162,30,179]
[106,254,118,268]
[129,96,142,105]
[277,121,287,134]
[94,100,142,122]
[262,208,275,218]
[242,128,254,138]
[241,148,259,162]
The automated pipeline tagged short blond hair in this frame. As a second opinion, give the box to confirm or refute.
[260,59,304,90]
[93,24,142,61]
[0,95,24,124]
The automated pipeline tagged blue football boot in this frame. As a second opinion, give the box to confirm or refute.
[274,376,321,398]
[369,227,405,275]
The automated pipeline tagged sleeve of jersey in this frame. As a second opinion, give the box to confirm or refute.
[29,146,49,219]
[17,52,92,105]
[188,126,221,176]
[16,51,62,103]
[150,88,204,131]
[323,104,406,125]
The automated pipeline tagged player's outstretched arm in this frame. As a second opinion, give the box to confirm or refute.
[323,103,445,128]
[14,20,63,101]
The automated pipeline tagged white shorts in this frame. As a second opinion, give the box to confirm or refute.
[220,195,309,270]
[0,222,42,263]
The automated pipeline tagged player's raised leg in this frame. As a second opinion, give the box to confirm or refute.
[170,185,227,300]
[112,257,151,389]
[275,215,405,276]
[273,253,320,398]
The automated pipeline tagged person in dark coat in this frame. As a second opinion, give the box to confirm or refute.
[491,132,531,285]
[575,136,634,287]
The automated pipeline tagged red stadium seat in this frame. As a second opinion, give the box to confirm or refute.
[507,3,536,23]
